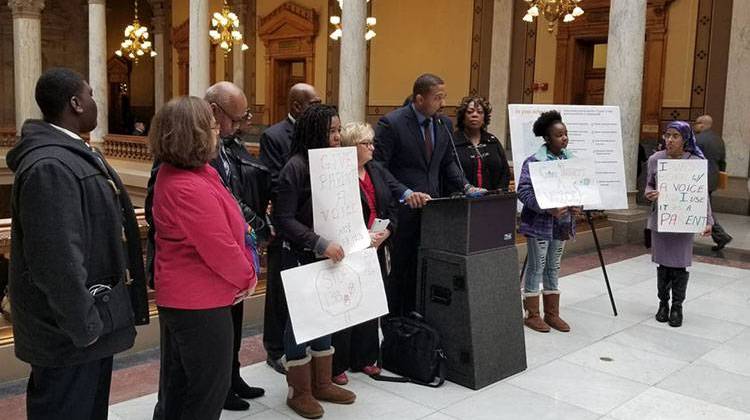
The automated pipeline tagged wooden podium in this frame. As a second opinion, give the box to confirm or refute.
[416,192,527,390]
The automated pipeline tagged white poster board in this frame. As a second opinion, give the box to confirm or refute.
[309,147,370,254]
[529,158,602,209]
[281,247,388,344]
[508,104,628,210]
[657,159,708,233]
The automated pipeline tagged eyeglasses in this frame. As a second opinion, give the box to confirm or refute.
[358,140,375,148]
[662,132,683,141]
[214,103,252,125]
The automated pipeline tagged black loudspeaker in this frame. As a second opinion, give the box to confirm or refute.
[416,246,527,390]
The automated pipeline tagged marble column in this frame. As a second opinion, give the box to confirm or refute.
[722,0,750,178]
[602,0,648,244]
[603,0,646,197]
[152,11,167,110]
[88,0,107,143]
[189,0,210,96]
[8,0,45,133]
[232,1,246,91]
[488,0,513,147]
[337,0,367,124]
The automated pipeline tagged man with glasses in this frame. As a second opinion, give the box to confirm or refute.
[205,81,271,412]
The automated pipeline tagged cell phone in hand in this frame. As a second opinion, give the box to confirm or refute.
[370,218,390,233]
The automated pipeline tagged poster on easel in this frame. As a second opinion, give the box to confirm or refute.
[508,104,628,211]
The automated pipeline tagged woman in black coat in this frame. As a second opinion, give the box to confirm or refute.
[331,122,400,385]
[453,96,511,191]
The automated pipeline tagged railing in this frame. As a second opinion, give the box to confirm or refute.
[103,134,152,161]
[0,127,17,148]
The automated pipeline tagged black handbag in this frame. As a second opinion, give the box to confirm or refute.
[90,280,135,336]
[373,312,446,387]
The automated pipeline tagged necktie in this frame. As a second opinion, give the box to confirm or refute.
[422,118,433,161]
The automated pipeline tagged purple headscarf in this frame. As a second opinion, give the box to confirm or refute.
[665,120,705,159]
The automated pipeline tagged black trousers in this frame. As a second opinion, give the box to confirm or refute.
[331,318,379,376]
[387,207,421,316]
[262,242,288,360]
[230,302,244,385]
[153,306,233,420]
[27,357,113,420]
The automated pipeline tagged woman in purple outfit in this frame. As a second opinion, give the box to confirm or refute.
[644,120,713,327]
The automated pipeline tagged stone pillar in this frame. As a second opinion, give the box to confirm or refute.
[88,0,107,143]
[602,0,648,244]
[233,1,246,91]
[488,0,513,147]
[152,11,167,112]
[189,0,210,96]
[603,0,646,196]
[337,0,367,124]
[8,0,45,133]
[722,0,750,178]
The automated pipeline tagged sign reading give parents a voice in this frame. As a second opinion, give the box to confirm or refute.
[309,147,371,253]
[529,158,601,209]
[657,159,708,233]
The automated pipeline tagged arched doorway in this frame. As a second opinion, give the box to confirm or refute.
[258,2,318,124]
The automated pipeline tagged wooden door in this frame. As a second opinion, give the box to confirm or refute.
[570,40,606,105]
[272,59,306,122]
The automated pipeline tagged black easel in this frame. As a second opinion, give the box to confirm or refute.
[586,210,618,316]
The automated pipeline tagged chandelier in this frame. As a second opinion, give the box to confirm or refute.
[523,0,584,32]
[209,0,249,56]
[329,0,376,41]
[114,0,156,63]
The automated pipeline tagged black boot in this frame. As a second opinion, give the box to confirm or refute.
[655,266,670,323]
[224,392,250,411]
[232,374,265,399]
[669,269,689,327]
[711,223,733,251]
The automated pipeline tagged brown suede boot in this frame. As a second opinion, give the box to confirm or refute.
[523,294,551,332]
[310,348,356,404]
[285,355,324,419]
[543,292,571,332]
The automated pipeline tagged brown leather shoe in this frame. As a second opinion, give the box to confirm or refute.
[286,355,324,419]
[523,295,551,332]
[543,292,571,332]
[310,348,356,404]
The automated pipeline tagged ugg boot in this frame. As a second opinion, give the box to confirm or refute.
[669,270,689,328]
[310,348,356,404]
[523,294,550,332]
[285,355,324,419]
[542,291,570,332]
[655,266,671,323]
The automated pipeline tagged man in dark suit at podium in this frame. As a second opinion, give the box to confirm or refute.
[374,73,483,315]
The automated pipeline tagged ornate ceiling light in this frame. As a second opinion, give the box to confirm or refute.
[114,0,157,63]
[209,0,249,56]
[522,0,584,32]
[329,0,377,41]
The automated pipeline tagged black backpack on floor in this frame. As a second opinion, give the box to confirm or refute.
[373,312,447,387]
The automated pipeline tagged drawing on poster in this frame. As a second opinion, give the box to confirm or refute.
[315,264,363,323]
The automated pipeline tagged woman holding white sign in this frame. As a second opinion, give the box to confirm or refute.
[517,110,579,333]
[644,121,713,328]
[274,104,356,418]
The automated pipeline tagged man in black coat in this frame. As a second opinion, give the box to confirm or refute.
[6,68,149,420]
[694,114,733,250]
[258,83,321,374]
[374,73,483,315]
[205,81,269,411]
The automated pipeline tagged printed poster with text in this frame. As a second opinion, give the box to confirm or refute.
[282,247,388,343]
[657,159,708,233]
[508,104,628,211]
[309,147,371,254]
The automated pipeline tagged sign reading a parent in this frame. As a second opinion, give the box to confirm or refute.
[529,158,601,209]
[657,159,708,233]
[310,147,371,253]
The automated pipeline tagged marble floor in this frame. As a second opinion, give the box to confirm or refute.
[694,212,750,252]
[108,254,750,420]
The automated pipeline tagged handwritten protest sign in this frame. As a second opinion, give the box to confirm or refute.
[528,158,601,209]
[282,247,388,343]
[508,105,627,210]
[309,147,370,253]
[657,159,708,233]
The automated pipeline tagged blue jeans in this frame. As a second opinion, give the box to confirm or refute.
[524,237,565,294]
[283,318,332,361]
